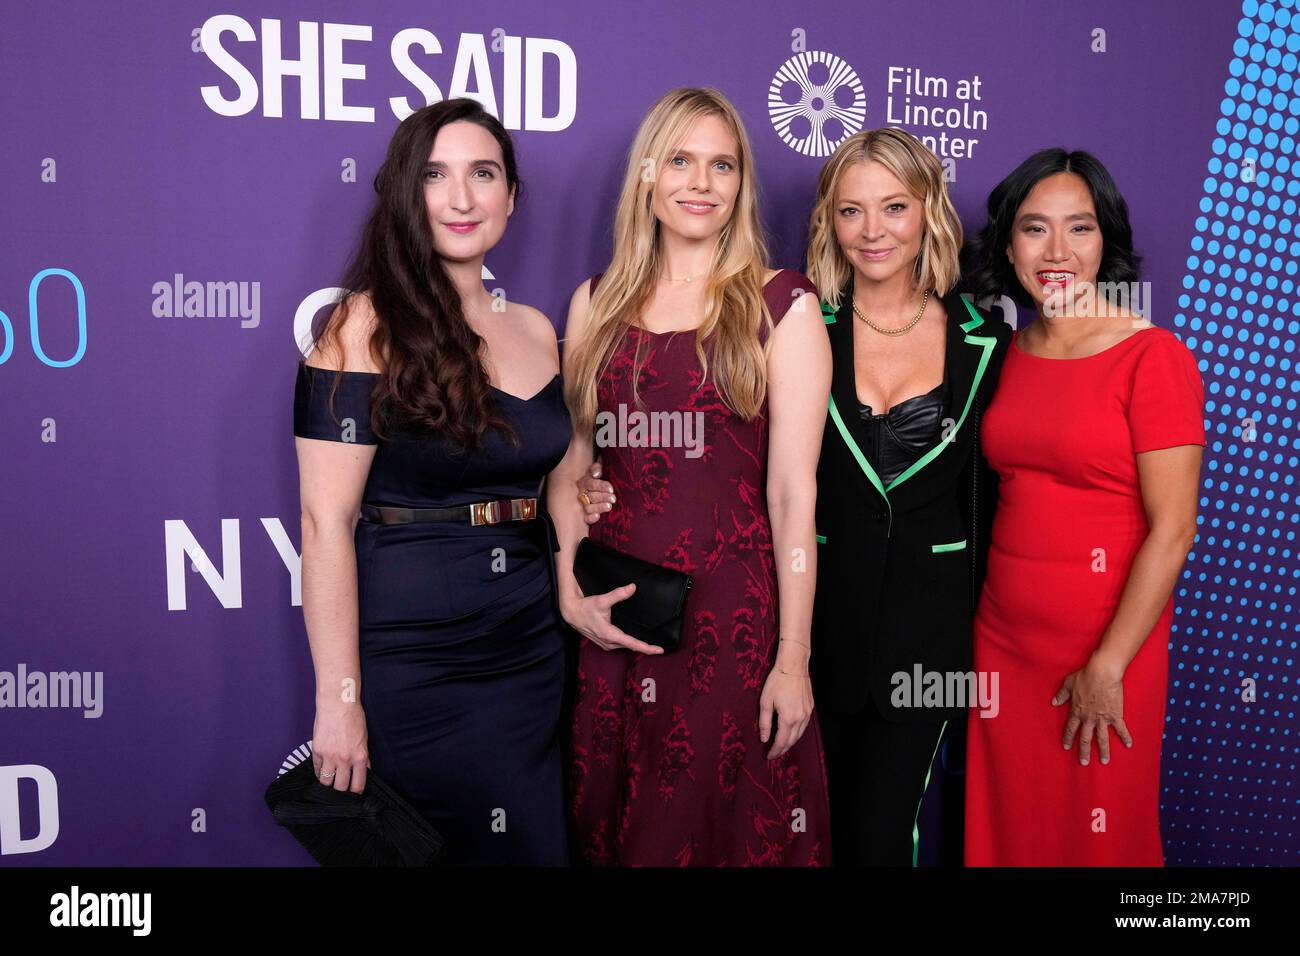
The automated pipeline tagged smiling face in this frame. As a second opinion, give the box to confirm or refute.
[422,119,515,262]
[1005,171,1104,314]
[649,112,741,242]
[833,160,925,286]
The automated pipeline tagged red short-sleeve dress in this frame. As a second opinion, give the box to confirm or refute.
[965,325,1205,866]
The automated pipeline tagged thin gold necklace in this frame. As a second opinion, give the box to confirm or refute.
[852,289,931,336]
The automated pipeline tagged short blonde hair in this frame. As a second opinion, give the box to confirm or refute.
[806,128,962,310]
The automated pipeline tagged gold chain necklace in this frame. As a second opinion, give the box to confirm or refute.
[852,289,931,336]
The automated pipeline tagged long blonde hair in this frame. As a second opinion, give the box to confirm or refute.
[806,127,962,310]
[566,87,772,432]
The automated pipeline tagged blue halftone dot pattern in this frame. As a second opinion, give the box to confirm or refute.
[1165,0,1300,866]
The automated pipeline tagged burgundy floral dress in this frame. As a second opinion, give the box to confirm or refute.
[568,269,832,866]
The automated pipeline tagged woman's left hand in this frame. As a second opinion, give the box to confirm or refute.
[1052,654,1133,766]
[758,668,814,760]
[576,458,615,525]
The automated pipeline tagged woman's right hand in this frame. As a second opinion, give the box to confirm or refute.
[561,583,664,655]
[577,457,616,525]
[312,699,370,793]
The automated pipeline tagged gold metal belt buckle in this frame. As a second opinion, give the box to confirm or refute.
[470,500,501,526]
[469,497,537,526]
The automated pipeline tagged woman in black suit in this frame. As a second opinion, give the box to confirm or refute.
[802,128,1011,866]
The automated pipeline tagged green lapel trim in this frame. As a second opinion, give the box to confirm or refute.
[815,533,827,544]
[931,539,967,553]
[885,322,996,493]
[958,296,986,333]
[828,393,889,505]
[824,296,995,535]
[821,299,837,325]
[883,303,993,494]
[912,719,949,867]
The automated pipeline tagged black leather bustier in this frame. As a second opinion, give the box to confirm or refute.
[858,380,948,486]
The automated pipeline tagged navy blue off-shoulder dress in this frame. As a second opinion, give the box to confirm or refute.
[293,363,571,866]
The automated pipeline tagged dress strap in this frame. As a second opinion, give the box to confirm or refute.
[592,270,807,317]
[761,269,796,321]
[760,269,816,343]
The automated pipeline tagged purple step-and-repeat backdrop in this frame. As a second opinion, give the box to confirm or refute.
[1,0,1296,865]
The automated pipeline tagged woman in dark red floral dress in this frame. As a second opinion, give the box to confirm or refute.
[545,88,833,865]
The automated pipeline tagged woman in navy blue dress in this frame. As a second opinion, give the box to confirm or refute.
[292,99,570,865]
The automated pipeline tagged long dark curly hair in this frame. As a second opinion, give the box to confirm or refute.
[304,98,522,453]
[960,148,1141,309]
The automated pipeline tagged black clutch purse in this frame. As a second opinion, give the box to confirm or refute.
[264,756,445,866]
[573,537,693,652]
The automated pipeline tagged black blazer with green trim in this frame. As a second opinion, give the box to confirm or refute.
[811,288,1012,722]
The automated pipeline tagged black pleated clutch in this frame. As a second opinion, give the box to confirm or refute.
[573,537,693,652]
[264,758,445,866]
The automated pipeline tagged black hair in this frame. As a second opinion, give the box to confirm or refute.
[960,148,1141,308]
[307,97,524,451]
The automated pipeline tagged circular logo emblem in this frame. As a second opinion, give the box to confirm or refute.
[768,51,867,157]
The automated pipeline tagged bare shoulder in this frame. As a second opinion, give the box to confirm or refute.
[307,290,383,373]
[769,283,829,356]
[509,300,558,350]
[1100,315,1164,351]
[763,267,781,284]
[569,275,596,311]
[562,276,597,343]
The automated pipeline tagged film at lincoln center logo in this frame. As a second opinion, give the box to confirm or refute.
[768,51,866,157]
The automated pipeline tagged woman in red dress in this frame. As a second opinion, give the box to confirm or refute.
[960,149,1205,865]
[545,87,833,865]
